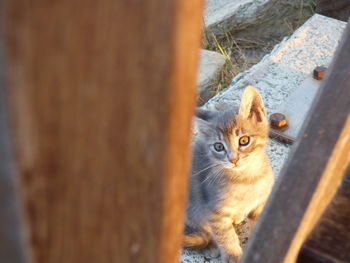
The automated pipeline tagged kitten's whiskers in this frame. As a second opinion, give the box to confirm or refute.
[192,163,220,177]
[202,165,225,186]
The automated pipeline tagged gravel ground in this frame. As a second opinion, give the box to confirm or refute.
[181,14,346,263]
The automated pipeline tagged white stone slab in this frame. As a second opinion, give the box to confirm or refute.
[275,76,321,139]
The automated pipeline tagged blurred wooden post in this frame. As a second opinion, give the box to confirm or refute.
[0,5,28,262]
[4,0,203,262]
[241,18,350,263]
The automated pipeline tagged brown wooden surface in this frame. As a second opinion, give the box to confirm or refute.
[4,1,203,262]
[0,7,28,263]
[241,17,350,263]
[316,0,350,21]
[298,166,350,263]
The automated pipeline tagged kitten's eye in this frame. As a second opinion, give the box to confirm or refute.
[239,136,250,146]
[213,142,225,152]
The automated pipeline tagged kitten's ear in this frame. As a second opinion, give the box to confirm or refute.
[195,107,217,121]
[239,86,267,123]
[193,117,215,136]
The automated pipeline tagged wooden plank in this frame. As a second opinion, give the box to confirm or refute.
[4,1,203,262]
[0,7,28,263]
[316,0,350,22]
[298,166,350,263]
[241,18,350,263]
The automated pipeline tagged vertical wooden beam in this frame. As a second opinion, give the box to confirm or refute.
[241,18,350,263]
[316,0,350,22]
[0,6,29,262]
[4,0,203,262]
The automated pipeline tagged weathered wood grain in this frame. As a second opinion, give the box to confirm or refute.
[298,166,350,263]
[241,17,350,263]
[0,8,29,262]
[316,0,350,22]
[4,0,203,262]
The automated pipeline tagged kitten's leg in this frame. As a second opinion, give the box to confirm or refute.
[183,233,210,248]
[209,215,242,263]
[247,202,265,235]
[183,225,210,248]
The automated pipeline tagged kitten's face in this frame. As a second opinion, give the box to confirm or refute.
[195,86,269,170]
[196,118,268,170]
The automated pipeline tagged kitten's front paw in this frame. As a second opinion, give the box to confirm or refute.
[221,250,242,263]
[221,254,241,263]
[219,242,242,262]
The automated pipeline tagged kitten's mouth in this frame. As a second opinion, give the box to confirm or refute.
[226,162,239,169]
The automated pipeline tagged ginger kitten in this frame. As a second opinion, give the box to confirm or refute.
[184,86,274,263]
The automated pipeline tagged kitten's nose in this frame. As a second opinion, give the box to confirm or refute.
[230,157,239,165]
[229,153,239,165]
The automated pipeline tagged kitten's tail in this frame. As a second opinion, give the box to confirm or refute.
[183,225,210,248]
